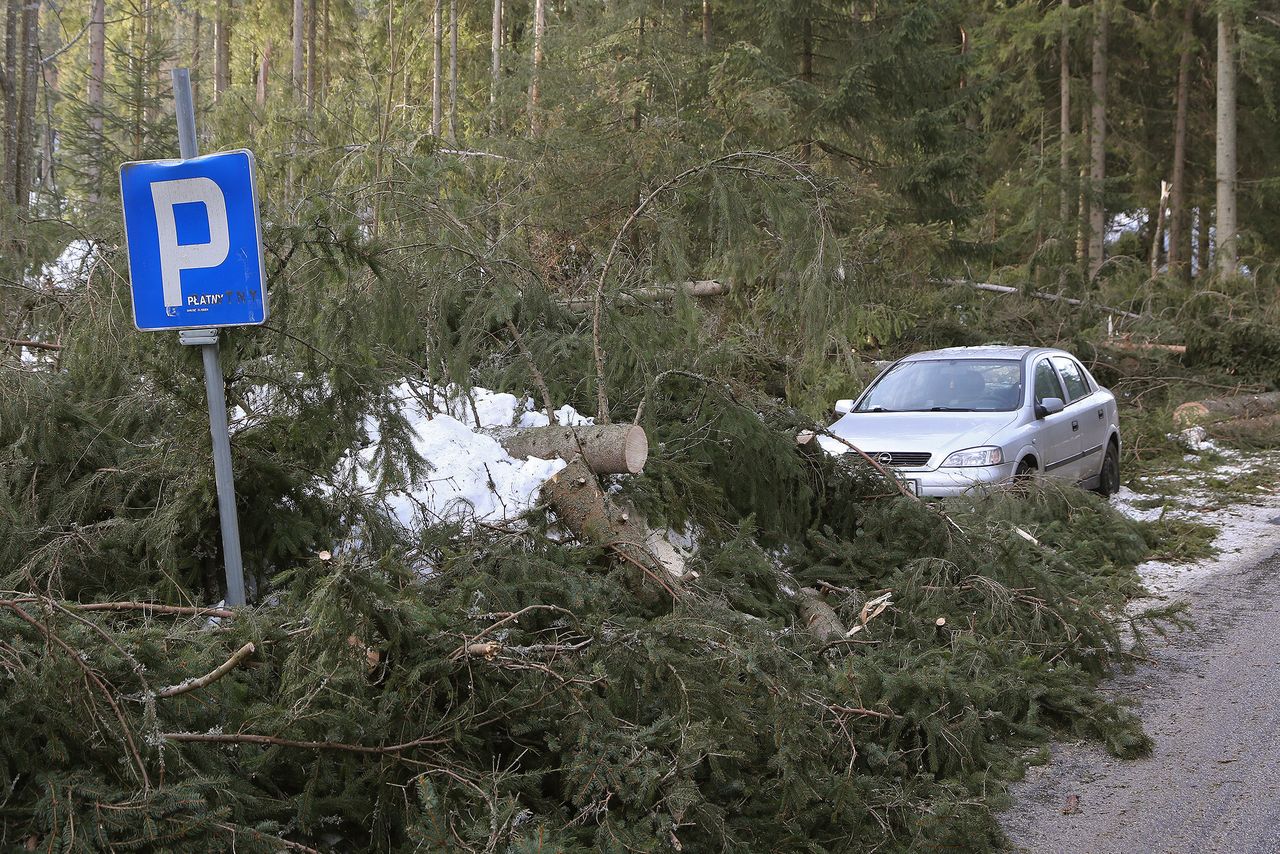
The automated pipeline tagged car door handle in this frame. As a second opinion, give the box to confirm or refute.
[1098,408,1105,419]
[1071,420,1079,432]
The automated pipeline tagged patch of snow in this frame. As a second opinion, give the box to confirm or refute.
[1173,425,1220,453]
[334,382,597,531]
[1115,451,1280,603]
[1130,493,1280,602]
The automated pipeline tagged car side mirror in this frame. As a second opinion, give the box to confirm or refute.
[833,399,855,416]
[1035,397,1065,419]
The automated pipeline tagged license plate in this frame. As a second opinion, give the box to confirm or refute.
[902,479,919,495]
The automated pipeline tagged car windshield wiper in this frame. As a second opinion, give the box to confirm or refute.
[902,406,973,412]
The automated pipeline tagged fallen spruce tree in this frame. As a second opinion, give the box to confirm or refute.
[0,371,1164,853]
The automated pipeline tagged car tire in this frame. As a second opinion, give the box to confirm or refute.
[1094,442,1120,497]
[1011,458,1037,493]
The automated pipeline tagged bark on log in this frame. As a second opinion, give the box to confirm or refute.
[541,457,684,600]
[499,424,648,474]
[562,280,728,312]
[1173,392,1280,426]
[794,587,846,643]
[1205,413,1280,444]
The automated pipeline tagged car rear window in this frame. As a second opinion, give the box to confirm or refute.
[1051,357,1090,401]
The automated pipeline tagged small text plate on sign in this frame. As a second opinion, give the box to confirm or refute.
[120,149,268,331]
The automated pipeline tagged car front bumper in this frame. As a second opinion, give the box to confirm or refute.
[895,461,1019,498]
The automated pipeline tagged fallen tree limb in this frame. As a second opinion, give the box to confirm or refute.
[0,336,63,351]
[1101,338,1186,355]
[935,279,1142,320]
[562,280,728,312]
[1173,391,1280,426]
[57,601,235,619]
[157,642,256,698]
[498,424,648,474]
[160,731,448,753]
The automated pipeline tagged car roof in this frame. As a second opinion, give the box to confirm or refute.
[896,345,1067,363]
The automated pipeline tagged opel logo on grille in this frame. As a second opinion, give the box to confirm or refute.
[876,452,893,466]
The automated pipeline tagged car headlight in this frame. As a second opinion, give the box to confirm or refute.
[941,446,1004,467]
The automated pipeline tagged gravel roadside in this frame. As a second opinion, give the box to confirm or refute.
[1001,492,1280,854]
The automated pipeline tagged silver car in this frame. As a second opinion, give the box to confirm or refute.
[821,346,1121,497]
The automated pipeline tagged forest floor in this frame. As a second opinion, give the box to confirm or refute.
[1000,448,1280,853]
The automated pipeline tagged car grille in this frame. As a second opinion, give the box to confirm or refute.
[865,451,931,468]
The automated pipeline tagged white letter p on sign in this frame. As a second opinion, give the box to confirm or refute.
[150,177,230,308]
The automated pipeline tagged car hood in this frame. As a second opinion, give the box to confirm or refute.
[818,410,1020,463]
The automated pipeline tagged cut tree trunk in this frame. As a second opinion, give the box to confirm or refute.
[540,457,684,601]
[1150,180,1169,278]
[499,424,648,474]
[1173,392,1280,426]
[795,588,847,644]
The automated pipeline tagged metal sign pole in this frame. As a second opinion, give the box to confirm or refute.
[172,67,246,607]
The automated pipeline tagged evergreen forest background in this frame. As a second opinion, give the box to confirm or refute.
[2,0,1280,851]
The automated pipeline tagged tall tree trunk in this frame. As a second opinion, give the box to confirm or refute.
[15,0,38,208]
[129,3,142,158]
[1215,6,1237,276]
[1087,0,1108,279]
[87,0,104,200]
[1168,0,1194,279]
[799,14,812,163]
[432,0,442,135]
[490,0,501,134]
[192,10,202,105]
[632,11,643,131]
[306,0,316,109]
[449,0,457,138]
[292,0,304,95]
[214,0,229,100]
[321,0,329,104]
[257,41,271,106]
[3,0,22,201]
[702,0,711,47]
[40,4,58,191]
[529,0,544,135]
[1058,0,1071,230]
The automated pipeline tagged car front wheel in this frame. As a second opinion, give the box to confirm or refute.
[1094,442,1120,497]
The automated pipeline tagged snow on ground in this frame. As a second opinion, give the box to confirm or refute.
[1112,449,1280,601]
[336,383,591,530]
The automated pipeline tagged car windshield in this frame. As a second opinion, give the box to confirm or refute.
[855,359,1024,413]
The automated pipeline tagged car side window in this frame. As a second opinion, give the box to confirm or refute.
[1052,357,1090,401]
[1033,360,1064,403]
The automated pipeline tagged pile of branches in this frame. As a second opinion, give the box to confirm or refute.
[0,391,1157,850]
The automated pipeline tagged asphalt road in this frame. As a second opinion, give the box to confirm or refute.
[1001,543,1280,854]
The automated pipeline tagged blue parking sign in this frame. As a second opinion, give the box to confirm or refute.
[120,149,268,330]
